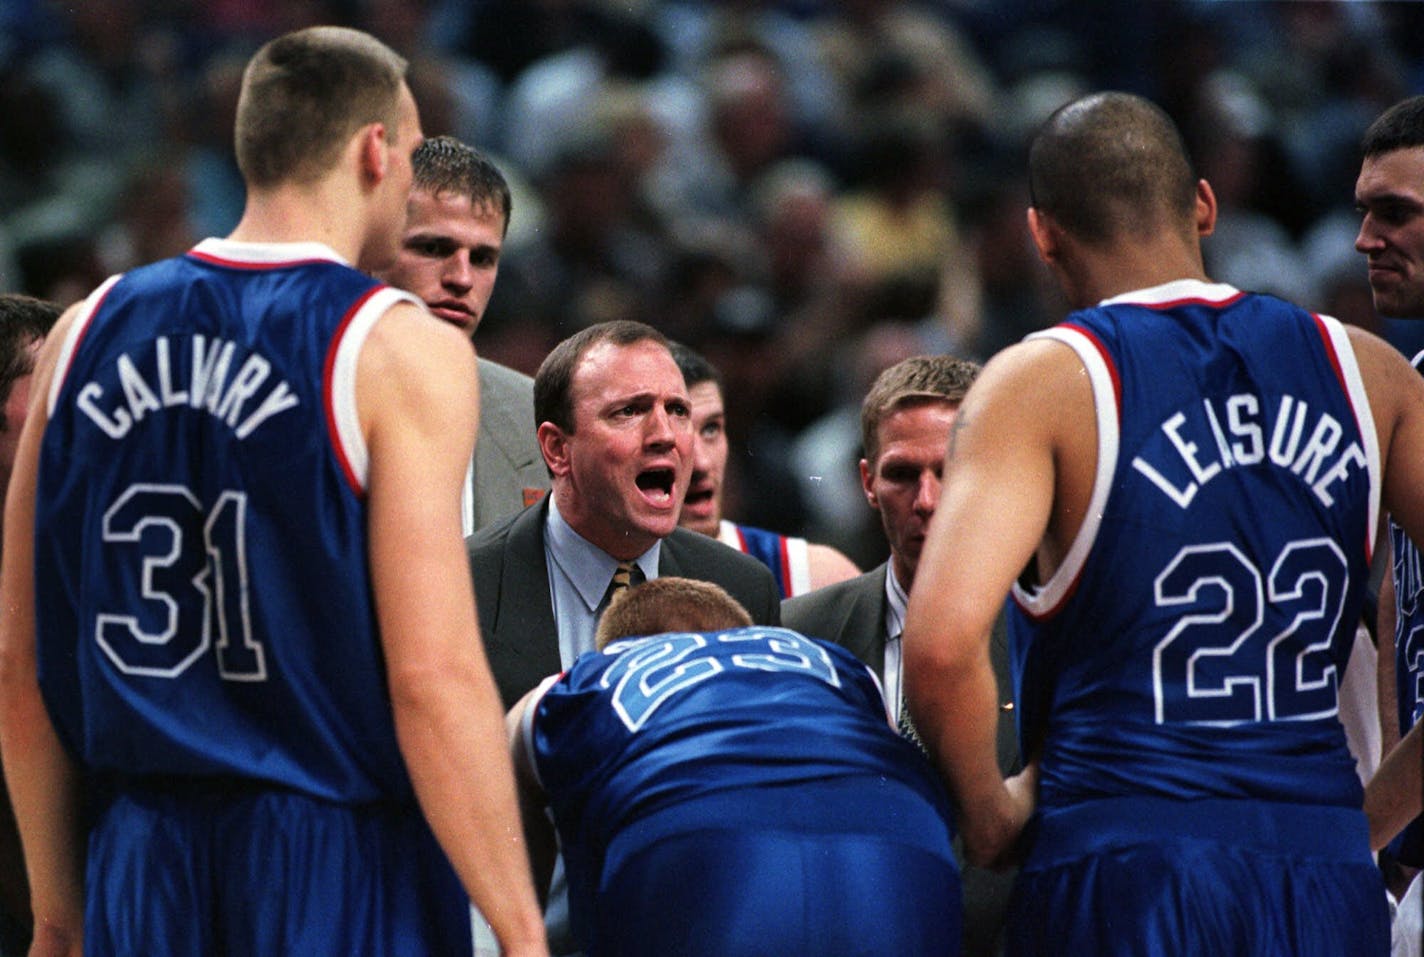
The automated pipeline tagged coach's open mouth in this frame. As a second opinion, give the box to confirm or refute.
[636,468,676,505]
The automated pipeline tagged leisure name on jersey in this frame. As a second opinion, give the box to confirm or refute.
[1131,392,1367,510]
[74,334,299,441]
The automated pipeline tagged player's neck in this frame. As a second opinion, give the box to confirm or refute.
[1065,239,1209,309]
[227,182,367,264]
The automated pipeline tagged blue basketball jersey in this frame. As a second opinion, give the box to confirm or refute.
[1386,349,1424,865]
[526,626,954,948]
[718,519,811,597]
[1010,280,1379,814]
[36,239,423,805]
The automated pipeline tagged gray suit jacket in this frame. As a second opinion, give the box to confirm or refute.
[468,499,782,709]
[783,564,1019,957]
[471,358,548,534]
[782,562,1019,773]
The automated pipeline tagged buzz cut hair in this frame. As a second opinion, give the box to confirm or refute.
[1028,91,1198,247]
[412,135,513,237]
[860,355,980,464]
[235,26,408,188]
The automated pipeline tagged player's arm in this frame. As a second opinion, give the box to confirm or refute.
[902,339,1074,868]
[0,306,84,957]
[1359,326,1424,582]
[806,543,860,591]
[505,683,559,906]
[360,303,547,957]
[1376,536,1400,756]
[1366,720,1422,851]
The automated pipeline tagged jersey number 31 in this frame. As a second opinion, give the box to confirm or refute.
[96,484,266,681]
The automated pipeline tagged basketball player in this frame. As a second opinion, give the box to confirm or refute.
[0,27,545,956]
[508,577,961,957]
[903,90,1424,955]
[671,341,859,597]
[1355,92,1424,954]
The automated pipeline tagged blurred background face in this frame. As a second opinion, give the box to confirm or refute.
[680,380,728,537]
[380,187,506,336]
[861,401,957,588]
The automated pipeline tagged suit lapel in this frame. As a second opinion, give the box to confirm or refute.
[841,565,891,676]
[486,501,561,705]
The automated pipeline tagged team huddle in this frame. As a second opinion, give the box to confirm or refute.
[1,22,1424,957]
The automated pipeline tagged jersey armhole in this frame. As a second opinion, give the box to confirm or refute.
[324,286,423,494]
[1315,313,1382,561]
[47,274,123,417]
[1011,325,1120,619]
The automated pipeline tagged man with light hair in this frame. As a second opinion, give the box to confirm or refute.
[508,578,962,956]
[0,27,545,956]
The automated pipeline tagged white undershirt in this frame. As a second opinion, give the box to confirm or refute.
[882,564,908,723]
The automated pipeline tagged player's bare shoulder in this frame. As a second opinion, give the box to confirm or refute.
[357,297,480,444]
[1345,324,1424,443]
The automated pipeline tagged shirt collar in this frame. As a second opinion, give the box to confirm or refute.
[190,237,350,266]
[883,563,909,641]
[1097,278,1242,308]
[545,496,660,611]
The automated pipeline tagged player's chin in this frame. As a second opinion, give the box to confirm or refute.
[678,514,718,537]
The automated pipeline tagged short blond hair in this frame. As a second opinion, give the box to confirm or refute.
[860,355,980,464]
[235,26,408,188]
[595,577,753,649]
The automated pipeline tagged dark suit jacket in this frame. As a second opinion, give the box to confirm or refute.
[782,562,1019,774]
[471,358,548,534]
[782,562,1019,957]
[468,498,781,709]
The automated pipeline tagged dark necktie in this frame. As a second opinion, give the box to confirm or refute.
[898,700,927,754]
[611,560,636,592]
[604,560,642,607]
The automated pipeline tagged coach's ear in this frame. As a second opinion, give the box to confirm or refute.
[537,422,571,479]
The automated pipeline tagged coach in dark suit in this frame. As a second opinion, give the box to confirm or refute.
[468,320,780,711]
[472,498,780,708]
[782,355,1015,957]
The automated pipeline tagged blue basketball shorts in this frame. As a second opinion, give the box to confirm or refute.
[586,778,961,957]
[84,780,473,957]
[1006,796,1390,957]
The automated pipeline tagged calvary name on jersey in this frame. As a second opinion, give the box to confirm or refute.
[74,334,300,441]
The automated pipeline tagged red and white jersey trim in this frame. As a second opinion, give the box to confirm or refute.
[327,286,422,493]
[1011,324,1120,619]
[1315,313,1381,559]
[48,274,123,416]
[187,236,351,268]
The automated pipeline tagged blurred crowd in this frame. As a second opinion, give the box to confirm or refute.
[4,0,1424,566]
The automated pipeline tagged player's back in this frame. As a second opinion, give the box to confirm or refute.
[529,625,955,954]
[1011,279,1377,811]
[35,239,419,805]
[532,626,941,836]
